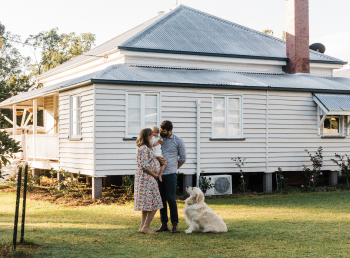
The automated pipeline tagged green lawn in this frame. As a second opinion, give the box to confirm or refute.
[1,191,350,258]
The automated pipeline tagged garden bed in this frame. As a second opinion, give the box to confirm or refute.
[0,185,133,206]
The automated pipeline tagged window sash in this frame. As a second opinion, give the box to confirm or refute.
[126,93,159,137]
[70,96,81,137]
[212,96,242,138]
[323,115,343,135]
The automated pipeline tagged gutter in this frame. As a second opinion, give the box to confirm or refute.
[118,46,289,61]
[0,80,92,108]
[91,79,350,94]
[3,78,350,108]
[118,46,347,65]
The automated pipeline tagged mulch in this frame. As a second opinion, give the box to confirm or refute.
[0,185,133,206]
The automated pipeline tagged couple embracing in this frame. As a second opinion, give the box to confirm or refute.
[134,120,186,234]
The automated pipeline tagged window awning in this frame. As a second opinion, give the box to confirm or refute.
[313,94,350,115]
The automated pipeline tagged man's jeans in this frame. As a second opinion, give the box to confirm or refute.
[158,173,178,224]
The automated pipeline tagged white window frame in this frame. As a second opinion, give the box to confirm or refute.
[211,95,243,139]
[125,92,160,138]
[69,95,82,140]
[322,115,344,136]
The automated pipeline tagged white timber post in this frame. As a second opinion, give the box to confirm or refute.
[33,99,37,161]
[53,95,58,133]
[196,99,201,187]
[13,104,17,138]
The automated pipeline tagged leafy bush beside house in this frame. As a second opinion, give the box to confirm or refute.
[332,153,350,189]
[302,147,324,188]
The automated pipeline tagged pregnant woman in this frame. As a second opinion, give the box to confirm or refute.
[134,128,167,234]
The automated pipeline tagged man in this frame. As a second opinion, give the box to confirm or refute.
[156,120,186,233]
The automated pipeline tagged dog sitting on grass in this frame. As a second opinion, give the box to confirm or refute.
[183,186,228,233]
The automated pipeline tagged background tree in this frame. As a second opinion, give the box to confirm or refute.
[25,28,96,77]
[0,22,33,102]
[262,29,274,36]
[282,31,286,40]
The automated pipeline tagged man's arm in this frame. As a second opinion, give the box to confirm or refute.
[177,138,187,169]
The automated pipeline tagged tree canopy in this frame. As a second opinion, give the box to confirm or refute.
[0,22,32,102]
[25,28,95,76]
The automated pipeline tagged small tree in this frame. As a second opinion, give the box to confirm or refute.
[302,147,323,188]
[331,153,350,189]
[0,127,22,170]
[232,157,247,193]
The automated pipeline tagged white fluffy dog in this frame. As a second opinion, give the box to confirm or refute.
[183,186,228,233]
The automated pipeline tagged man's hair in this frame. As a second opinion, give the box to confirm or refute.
[136,128,152,148]
[160,120,173,131]
[150,125,159,134]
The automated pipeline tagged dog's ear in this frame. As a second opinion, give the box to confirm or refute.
[192,194,197,202]
[196,192,204,203]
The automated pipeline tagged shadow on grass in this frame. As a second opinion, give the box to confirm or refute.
[0,216,349,258]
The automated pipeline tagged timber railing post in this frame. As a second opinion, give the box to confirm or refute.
[20,165,28,244]
[13,167,22,250]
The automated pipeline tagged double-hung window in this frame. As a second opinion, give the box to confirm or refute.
[212,95,242,138]
[126,93,159,137]
[69,95,82,139]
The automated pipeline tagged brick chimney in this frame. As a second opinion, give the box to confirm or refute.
[283,0,310,74]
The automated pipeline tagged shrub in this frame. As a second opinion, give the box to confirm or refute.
[0,129,22,170]
[121,175,134,196]
[232,157,248,193]
[199,171,214,195]
[276,167,287,191]
[48,169,88,200]
[331,153,350,189]
[302,147,323,188]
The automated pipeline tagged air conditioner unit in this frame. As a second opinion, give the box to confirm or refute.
[202,175,232,196]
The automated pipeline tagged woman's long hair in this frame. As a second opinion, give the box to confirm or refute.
[136,128,152,148]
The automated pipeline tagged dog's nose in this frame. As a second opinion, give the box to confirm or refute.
[186,185,191,189]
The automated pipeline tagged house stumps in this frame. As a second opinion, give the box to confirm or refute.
[263,173,272,193]
[57,172,65,190]
[32,169,40,185]
[92,177,103,199]
[329,171,338,187]
[183,174,193,196]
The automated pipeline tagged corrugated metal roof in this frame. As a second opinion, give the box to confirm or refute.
[314,94,350,112]
[38,5,345,78]
[38,12,168,77]
[3,64,350,107]
[120,5,344,63]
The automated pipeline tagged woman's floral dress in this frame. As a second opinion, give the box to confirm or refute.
[134,145,163,211]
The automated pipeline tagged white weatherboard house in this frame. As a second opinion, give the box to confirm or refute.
[1,3,350,198]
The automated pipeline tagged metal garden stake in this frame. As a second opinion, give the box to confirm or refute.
[13,166,22,250]
[20,165,28,244]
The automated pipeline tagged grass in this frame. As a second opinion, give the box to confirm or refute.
[1,191,350,258]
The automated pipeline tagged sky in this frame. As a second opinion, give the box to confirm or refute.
[1,0,350,64]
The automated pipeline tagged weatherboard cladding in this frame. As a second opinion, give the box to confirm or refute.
[3,64,350,107]
[38,5,344,79]
[314,94,350,112]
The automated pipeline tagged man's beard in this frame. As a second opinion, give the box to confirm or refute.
[160,132,168,138]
